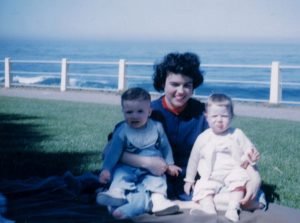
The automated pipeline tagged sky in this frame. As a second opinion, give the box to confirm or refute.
[0,0,300,42]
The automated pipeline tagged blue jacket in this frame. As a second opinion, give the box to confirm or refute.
[151,96,208,169]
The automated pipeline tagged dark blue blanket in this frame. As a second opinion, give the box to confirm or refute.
[1,172,299,223]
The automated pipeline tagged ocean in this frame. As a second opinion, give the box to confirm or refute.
[1,39,300,103]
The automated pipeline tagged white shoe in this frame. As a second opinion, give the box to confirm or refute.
[225,209,239,222]
[191,197,217,215]
[151,193,180,216]
[225,202,240,222]
[96,189,127,206]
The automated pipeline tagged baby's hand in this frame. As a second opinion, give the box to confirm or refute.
[99,169,111,184]
[166,165,182,177]
[241,148,260,168]
[184,182,194,195]
[248,148,260,163]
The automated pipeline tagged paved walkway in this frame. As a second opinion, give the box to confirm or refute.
[1,87,300,122]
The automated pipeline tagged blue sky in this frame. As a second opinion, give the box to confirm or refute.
[1,0,299,42]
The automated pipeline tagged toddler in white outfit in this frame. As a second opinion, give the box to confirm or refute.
[184,93,260,222]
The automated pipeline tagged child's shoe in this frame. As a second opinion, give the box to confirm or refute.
[225,209,239,222]
[190,196,217,215]
[225,201,240,222]
[96,189,127,206]
[151,193,180,216]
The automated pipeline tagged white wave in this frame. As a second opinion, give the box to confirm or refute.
[14,76,47,84]
[69,78,78,87]
[95,80,109,84]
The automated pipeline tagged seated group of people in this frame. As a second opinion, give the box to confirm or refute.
[96,52,266,222]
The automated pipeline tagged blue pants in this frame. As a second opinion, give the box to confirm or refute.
[111,184,151,218]
[110,164,167,195]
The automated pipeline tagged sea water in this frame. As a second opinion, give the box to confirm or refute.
[0,39,300,102]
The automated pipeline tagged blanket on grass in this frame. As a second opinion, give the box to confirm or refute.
[1,171,299,223]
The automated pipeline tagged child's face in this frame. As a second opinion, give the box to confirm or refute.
[205,104,232,135]
[122,99,152,129]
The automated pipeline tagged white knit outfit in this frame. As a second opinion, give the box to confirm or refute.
[185,127,254,201]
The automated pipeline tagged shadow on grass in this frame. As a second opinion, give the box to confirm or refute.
[0,113,48,151]
[0,113,100,179]
[0,113,126,222]
[0,150,101,179]
[261,182,280,205]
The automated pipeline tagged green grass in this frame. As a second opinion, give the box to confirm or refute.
[0,96,123,179]
[1,96,300,209]
[232,117,300,209]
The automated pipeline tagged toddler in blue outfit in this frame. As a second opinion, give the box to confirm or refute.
[97,87,181,219]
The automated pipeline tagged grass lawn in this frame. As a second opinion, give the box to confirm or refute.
[0,96,299,210]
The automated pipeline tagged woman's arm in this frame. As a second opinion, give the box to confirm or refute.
[240,165,261,205]
[121,152,168,176]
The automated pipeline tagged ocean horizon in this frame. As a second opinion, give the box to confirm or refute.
[1,38,300,103]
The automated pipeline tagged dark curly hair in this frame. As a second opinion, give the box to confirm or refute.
[153,52,204,92]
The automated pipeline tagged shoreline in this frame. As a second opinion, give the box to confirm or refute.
[1,86,300,122]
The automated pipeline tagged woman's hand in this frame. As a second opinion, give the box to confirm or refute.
[240,180,258,205]
[143,156,168,176]
[121,152,167,176]
[240,165,261,205]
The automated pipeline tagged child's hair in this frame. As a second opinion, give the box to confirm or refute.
[206,93,234,117]
[121,87,151,104]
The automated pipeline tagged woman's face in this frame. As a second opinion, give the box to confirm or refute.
[164,73,194,109]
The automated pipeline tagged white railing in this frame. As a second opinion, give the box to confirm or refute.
[2,57,300,105]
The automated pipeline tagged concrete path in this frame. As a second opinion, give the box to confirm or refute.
[1,87,300,122]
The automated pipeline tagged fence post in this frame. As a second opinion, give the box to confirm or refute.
[269,61,281,104]
[60,58,68,92]
[118,59,126,92]
[4,57,11,88]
